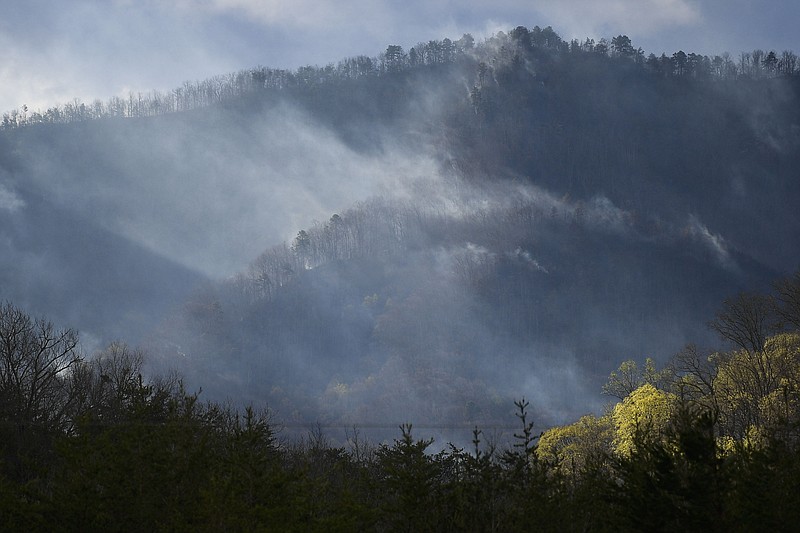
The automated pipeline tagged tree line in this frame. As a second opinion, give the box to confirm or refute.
[0,34,476,129]
[3,25,797,129]
[3,270,800,529]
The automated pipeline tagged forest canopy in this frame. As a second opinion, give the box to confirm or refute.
[3,274,800,530]
[2,26,797,128]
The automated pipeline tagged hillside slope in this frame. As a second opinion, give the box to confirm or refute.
[1,26,798,429]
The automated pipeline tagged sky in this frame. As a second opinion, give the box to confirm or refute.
[1,0,799,114]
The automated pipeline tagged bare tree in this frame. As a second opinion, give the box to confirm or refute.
[670,344,719,410]
[709,292,777,353]
[0,302,82,481]
[0,302,81,431]
[774,270,800,331]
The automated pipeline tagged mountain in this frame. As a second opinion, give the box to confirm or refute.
[2,26,798,434]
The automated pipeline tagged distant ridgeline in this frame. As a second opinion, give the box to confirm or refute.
[2,25,798,128]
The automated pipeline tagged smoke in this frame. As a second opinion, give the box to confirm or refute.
[509,248,549,274]
[6,0,798,117]
[4,24,792,443]
[15,102,442,278]
[685,215,738,272]
[0,182,24,211]
[532,0,701,38]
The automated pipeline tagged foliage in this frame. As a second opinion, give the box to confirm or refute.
[374,424,443,531]
[603,357,673,400]
[2,300,800,529]
[537,413,614,475]
[612,383,678,456]
[1,18,800,522]
[3,24,796,130]
[713,332,800,441]
[4,17,800,434]
[610,405,726,532]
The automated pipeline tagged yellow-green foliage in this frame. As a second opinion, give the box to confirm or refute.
[603,357,671,399]
[537,413,614,473]
[713,333,800,439]
[612,383,677,456]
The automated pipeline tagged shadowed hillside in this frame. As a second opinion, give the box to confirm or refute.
[1,25,798,432]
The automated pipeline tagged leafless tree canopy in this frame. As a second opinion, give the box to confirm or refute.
[775,271,800,330]
[708,292,777,353]
[0,301,82,432]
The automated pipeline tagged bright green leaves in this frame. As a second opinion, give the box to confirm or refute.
[713,332,800,442]
[612,383,678,456]
[538,413,614,473]
[603,357,672,400]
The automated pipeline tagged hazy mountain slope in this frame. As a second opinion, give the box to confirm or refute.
[446,51,800,271]
[148,35,797,429]
[1,26,798,433]
[0,173,204,344]
[150,190,778,430]
[0,86,441,344]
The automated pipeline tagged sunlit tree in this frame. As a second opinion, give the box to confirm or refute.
[612,383,677,456]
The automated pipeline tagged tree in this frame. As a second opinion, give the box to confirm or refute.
[456,33,474,52]
[0,302,81,431]
[611,404,724,532]
[687,52,709,77]
[0,302,81,481]
[537,413,614,475]
[199,406,293,529]
[292,229,312,268]
[672,50,688,76]
[611,35,635,58]
[531,25,562,49]
[713,333,800,441]
[612,383,677,456]
[774,270,800,330]
[408,47,419,67]
[670,344,719,411]
[383,45,406,72]
[603,360,641,400]
[751,49,765,77]
[603,357,671,400]
[55,383,217,529]
[763,50,779,75]
[509,26,531,50]
[375,424,441,530]
[68,342,172,427]
[779,50,797,75]
[709,292,777,353]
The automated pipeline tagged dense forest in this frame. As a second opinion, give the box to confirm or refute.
[2,273,800,530]
[3,29,798,128]
[2,22,800,528]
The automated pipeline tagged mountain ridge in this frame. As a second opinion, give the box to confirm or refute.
[1,24,798,431]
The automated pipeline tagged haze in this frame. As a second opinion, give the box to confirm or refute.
[2,1,800,113]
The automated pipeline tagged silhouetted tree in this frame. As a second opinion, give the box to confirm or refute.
[709,292,778,353]
[611,35,635,58]
[0,302,81,481]
[774,270,800,330]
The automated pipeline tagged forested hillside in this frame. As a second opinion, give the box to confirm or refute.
[1,25,799,433]
[3,281,800,530]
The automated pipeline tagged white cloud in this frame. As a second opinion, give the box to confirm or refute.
[532,0,701,39]
[686,215,737,271]
[179,0,388,34]
[0,1,244,113]
[0,184,24,212]
[189,0,701,42]
[2,0,797,120]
